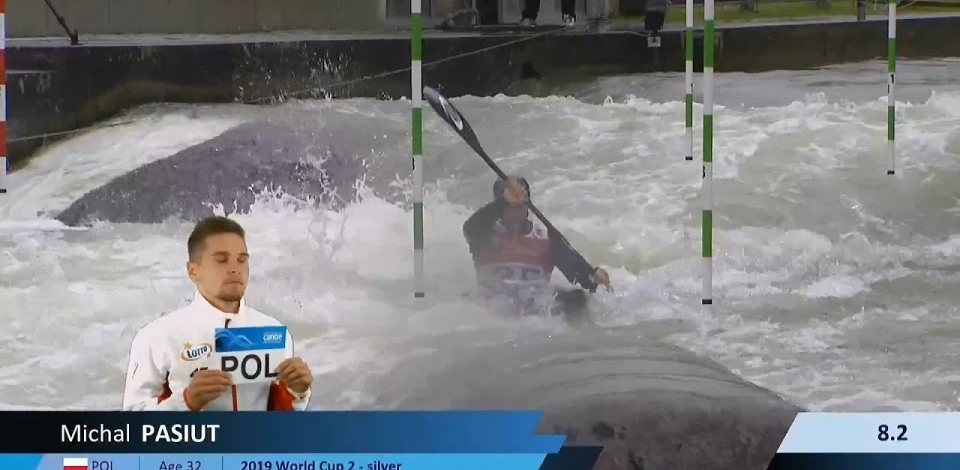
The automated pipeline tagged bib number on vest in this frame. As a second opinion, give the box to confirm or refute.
[492,264,544,283]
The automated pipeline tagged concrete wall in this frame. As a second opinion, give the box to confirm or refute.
[6,14,960,169]
[5,30,656,168]
[8,0,387,37]
[715,15,960,72]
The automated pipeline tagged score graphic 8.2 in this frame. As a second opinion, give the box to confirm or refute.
[878,424,907,442]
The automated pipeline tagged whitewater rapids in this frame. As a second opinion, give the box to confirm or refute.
[1,58,959,412]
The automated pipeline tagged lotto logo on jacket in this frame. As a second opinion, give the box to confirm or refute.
[180,342,213,362]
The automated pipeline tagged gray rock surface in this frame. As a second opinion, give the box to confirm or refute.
[57,116,410,225]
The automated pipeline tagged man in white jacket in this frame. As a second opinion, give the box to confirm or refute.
[122,216,313,411]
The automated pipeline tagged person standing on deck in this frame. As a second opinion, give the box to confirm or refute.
[645,0,668,33]
[520,0,578,27]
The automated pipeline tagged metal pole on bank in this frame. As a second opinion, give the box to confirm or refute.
[887,1,896,175]
[411,0,425,298]
[0,0,6,195]
[685,0,694,162]
[701,0,714,305]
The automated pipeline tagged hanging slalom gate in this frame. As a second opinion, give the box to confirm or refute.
[411,0,425,298]
[701,0,716,306]
[0,0,7,195]
[887,1,897,176]
[685,0,694,162]
[687,1,900,305]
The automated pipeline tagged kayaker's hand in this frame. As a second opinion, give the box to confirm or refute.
[591,267,612,292]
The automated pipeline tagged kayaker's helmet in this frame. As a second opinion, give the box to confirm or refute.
[493,176,530,200]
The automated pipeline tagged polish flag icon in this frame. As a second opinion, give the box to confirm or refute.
[63,457,88,470]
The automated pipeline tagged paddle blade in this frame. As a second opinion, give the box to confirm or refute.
[423,86,467,134]
[423,86,505,178]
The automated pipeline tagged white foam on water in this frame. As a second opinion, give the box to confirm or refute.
[2,60,960,411]
[1,105,255,221]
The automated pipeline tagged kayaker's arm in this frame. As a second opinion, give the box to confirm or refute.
[549,230,599,293]
[463,198,507,257]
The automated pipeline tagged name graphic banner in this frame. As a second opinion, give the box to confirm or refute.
[214,326,288,384]
[0,411,571,454]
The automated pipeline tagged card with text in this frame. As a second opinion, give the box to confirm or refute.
[213,326,288,384]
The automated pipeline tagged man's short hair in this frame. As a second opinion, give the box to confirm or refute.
[187,216,245,261]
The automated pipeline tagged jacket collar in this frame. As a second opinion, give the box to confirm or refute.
[495,218,533,236]
[192,290,249,322]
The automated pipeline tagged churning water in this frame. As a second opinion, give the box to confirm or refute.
[1,58,959,411]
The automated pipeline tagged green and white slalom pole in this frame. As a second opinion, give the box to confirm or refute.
[0,0,6,195]
[702,0,715,305]
[887,0,897,176]
[685,0,694,162]
[412,0,425,298]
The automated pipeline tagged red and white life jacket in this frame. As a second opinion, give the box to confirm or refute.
[474,219,554,290]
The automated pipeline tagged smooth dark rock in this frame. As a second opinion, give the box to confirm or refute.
[365,329,803,470]
[55,116,411,225]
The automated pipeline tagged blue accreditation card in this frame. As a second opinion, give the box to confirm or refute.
[213,326,288,384]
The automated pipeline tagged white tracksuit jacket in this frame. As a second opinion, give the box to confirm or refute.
[121,292,311,411]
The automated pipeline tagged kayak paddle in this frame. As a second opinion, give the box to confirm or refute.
[422,86,605,291]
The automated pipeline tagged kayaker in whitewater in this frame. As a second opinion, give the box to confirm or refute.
[462,176,610,320]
